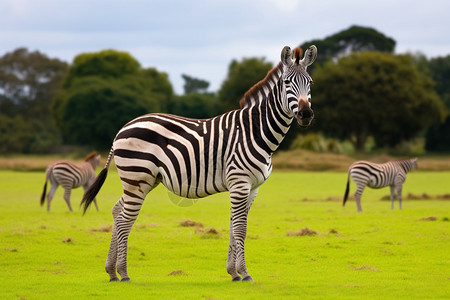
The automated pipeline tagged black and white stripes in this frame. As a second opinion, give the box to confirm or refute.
[81,45,317,282]
[40,152,101,211]
[343,158,418,211]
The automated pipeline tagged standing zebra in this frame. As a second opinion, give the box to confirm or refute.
[343,158,418,211]
[41,152,101,212]
[81,45,317,282]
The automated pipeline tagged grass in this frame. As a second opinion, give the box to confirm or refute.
[0,170,449,299]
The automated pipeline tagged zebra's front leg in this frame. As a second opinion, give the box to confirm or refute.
[105,198,124,281]
[226,217,240,281]
[227,187,258,282]
[390,185,396,210]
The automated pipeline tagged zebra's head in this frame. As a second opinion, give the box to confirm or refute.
[411,158,418,170]
[281,45,317,127]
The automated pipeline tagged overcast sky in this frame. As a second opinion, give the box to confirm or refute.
[1,0,449,94]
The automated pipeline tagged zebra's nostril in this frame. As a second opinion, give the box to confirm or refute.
[299,109,312,119]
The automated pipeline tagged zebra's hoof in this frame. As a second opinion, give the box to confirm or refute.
[121,277,131,282]
[242,276,254,282]
[109,277,119,282]
[232,276,242,281]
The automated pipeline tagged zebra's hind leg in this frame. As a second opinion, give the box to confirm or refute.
[355,193,363,212]
[46,184,58,212]
[397,185,403,210]
[83,184,99,211]
[390,186,396,210]
[114,193,145,282]
[354,183,365,212]
[105,198,124,281]
[63,187,73,212]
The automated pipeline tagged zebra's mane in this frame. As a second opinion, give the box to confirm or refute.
[84,151,98,161]
[239,62,284,109]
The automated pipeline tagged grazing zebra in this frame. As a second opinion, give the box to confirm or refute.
[41,152,101,212]
[81,45,317,282]
[343,158,418,211]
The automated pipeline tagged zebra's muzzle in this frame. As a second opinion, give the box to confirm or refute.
[295,106,314,128]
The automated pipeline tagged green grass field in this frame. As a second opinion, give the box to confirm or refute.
[0,170,449,299]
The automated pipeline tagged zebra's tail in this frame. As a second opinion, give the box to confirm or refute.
[81,147,114,214]
[40,180,48,206]
[40,166,51,206]
[343,170,350,206]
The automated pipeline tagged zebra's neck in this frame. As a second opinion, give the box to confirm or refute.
[396,160,413,173]
[238,65,293,155]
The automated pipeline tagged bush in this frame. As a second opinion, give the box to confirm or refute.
[290,133,344,154]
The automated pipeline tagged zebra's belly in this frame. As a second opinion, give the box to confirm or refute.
[160,172,227,199]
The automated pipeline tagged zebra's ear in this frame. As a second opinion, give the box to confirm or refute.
[281,46,293,67]
[300,45,317,68]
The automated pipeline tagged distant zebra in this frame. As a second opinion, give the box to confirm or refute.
[81,45,317,282]
[343,158,418,211]
[41,152,101,212]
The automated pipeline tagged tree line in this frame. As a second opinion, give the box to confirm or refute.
[0,25,449,154]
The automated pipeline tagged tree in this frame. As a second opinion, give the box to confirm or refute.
[181,74,209,94]
[0,48,67,153]
[0,115,33,154]
[169,93,219,119]
[425,54,450,151]
[52,50,173,149]
[312,51,445,152]
[218,57,272,112]
[299,25,396,71]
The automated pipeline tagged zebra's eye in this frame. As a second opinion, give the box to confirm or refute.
[284,80,290,85]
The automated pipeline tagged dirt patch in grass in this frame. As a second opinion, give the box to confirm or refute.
[381,193,450,201]
[196,227,219,235]
[62,238,73,243]
[168,270,186,276]
[180,219,203,227]
[4,248,18,252]
[195,227,221,239]
[287,227,317,236]
[90,225,112,232]
[350,265,379,272]
[420,216,438,221]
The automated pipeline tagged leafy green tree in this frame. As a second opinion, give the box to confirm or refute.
[0,115,33,153]
[181,74,209,94]
[52,50,173,149]
[62,50,140,87]
[170,93,219,119]
[300,25,396,71]
[312,51,445,152]
[0,48,67,153]
[425,54,450,151]
[218,57,272,112]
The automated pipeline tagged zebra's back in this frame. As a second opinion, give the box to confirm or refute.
[49,161,94,188]
[113,113,236,199]
[349,160,404,189]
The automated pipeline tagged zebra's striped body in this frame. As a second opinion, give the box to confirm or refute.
[41,152,101,211]
[343,158,418,211]
[82,45,317,282]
